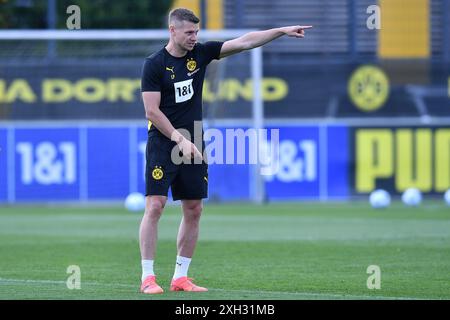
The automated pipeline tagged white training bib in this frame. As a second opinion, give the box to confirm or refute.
[174,79,194,103]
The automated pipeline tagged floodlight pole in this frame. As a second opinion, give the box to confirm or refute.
[251,47,265,204]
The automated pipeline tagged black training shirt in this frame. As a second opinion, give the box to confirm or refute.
[141,41,224,139]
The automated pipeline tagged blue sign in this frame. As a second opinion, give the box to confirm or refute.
[87,127,130,200]
[14,128,80,201]
[0,128,7,202]
[208,163,250,201]
[205,126,250,201]
[264,126,321,200]
[0,124,350,203]
[326,125,349,199]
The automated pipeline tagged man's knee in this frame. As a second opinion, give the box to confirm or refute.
[183,200,203,220]
[145,196,166,220]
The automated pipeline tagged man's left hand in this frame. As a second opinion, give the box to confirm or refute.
[283,25,313,38]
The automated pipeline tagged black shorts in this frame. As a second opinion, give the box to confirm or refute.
[145,135,208,201]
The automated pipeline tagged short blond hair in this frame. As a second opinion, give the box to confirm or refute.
[168,8,200,26]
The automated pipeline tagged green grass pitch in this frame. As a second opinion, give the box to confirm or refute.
[0,202,449,300]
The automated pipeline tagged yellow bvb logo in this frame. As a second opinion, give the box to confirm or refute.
[348,65,390,112]
[152,166,163,180]
[186,58,197,72]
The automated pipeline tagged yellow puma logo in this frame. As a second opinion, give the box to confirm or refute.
[165,66,175,79]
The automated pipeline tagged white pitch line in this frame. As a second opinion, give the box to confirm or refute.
[0,278,135,288]
[0,277,426,300]
[207,288,421,300]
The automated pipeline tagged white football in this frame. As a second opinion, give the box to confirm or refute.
[444,189,450,207]
[124,192,145,212]
[369,189,391,209]
[401,188,422,207]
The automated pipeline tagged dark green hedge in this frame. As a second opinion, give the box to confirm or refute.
[0,0,173,29]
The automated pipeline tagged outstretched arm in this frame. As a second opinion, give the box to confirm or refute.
[219,25,313,58]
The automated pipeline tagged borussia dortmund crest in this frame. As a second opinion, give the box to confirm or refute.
[186,58,197,72]
[152,166,164,180]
